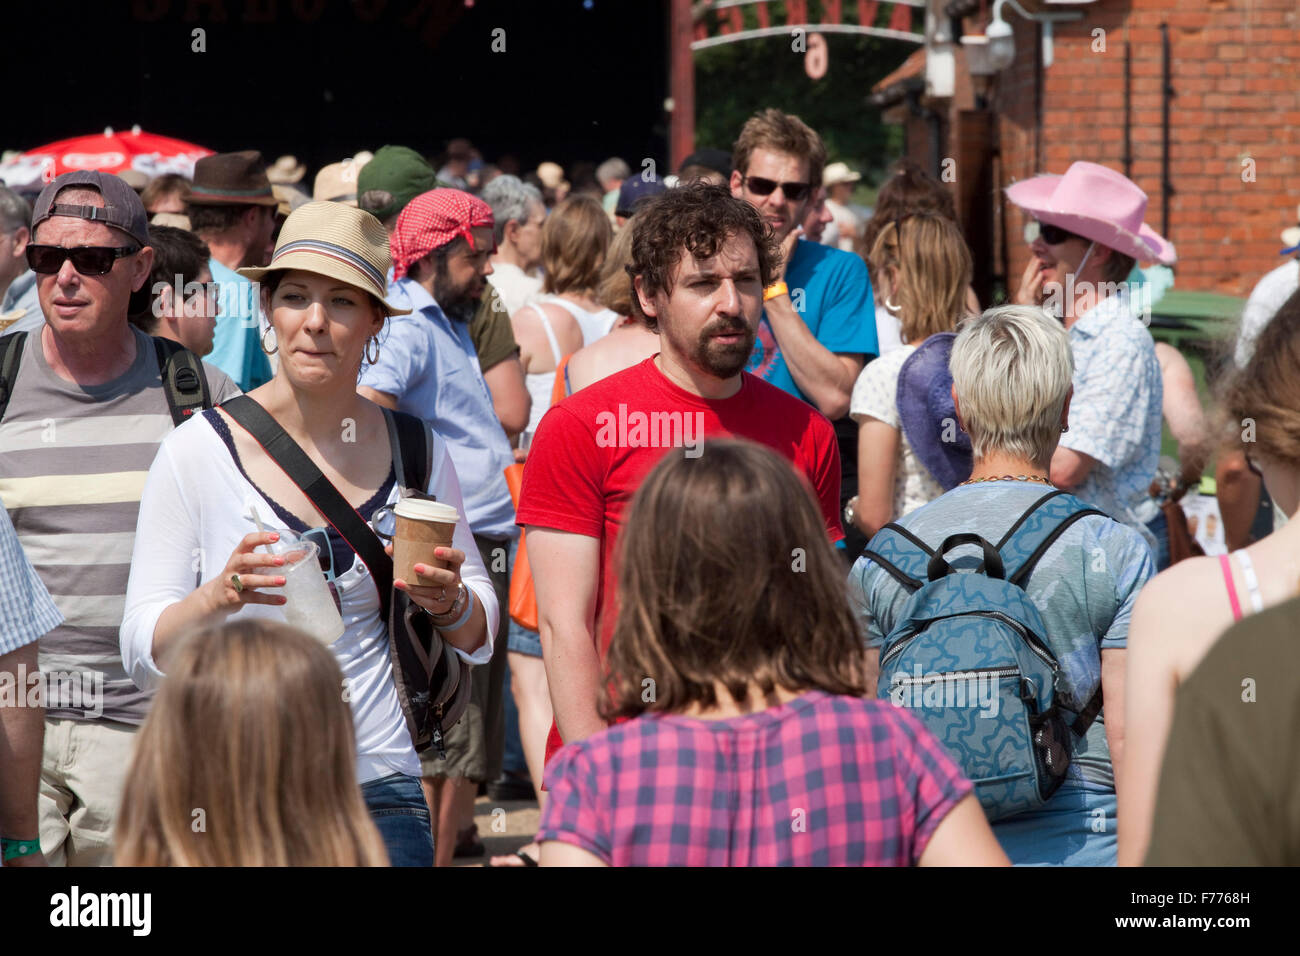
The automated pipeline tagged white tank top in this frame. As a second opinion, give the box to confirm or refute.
[523,304,564,438]
[539,295,618,346]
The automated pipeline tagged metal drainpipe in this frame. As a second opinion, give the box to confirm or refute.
[1161,22,1174,240]
[1123,40,1132,179]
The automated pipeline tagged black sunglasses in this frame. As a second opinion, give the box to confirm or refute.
[26,244,140,276]
[741,175,812,202]
[1036,223,1080,246]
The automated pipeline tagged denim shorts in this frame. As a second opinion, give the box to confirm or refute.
[507,537,543,657]
[360,772,434,867]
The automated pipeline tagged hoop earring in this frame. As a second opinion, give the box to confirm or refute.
[884,296,901,314]
[260,325,278,356]
[364,336,380,366]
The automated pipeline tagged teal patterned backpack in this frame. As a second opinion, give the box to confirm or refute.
[863,490,1108,822]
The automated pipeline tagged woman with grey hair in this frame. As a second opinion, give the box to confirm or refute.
[480,174,545,316]
[849,305,1155,866]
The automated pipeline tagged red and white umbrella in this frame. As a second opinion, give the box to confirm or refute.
[0,126,213,190]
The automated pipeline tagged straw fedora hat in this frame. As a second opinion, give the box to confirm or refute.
[238,201,410,315]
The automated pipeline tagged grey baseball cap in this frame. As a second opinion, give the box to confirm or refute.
[31,170,151,247]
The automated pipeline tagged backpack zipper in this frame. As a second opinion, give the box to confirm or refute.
[881,610,1059,673]
[891,666,1022,685]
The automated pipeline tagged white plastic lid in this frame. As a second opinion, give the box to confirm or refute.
[393,497,460,523]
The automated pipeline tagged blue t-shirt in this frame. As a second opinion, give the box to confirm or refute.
[206,259,272,393]
[746,239,878,401]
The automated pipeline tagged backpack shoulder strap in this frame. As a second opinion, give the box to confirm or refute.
[997,488,1109,589]
[0,331,27,423]
[859,522,935,594]
[384,409,431,493]
[152,336,212,426]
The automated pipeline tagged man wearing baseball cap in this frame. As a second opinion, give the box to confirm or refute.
[0,171,239,866]
[1009,160,1174,551]
[186,150,279,392]
[358,188,516,866]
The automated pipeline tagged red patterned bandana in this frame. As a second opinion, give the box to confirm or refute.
[390,188,495,280]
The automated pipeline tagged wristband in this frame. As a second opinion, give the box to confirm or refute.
[2,837,41,862]
[763,281,789,302]
[434,585,476,633]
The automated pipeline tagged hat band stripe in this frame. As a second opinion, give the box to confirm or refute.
[271,239,385,289]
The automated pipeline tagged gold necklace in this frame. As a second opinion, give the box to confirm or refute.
[959,474,1054,486]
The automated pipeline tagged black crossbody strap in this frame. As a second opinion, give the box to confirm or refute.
[221,395,394,622]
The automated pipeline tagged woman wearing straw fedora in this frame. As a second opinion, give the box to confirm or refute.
[121,201,497,867]
[1007,161,1176,556]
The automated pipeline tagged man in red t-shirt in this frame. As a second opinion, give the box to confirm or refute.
[516,183,843,765]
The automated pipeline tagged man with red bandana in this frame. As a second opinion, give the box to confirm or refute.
[358,188,515,866]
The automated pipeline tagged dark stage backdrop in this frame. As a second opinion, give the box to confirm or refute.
[4,0,671,175]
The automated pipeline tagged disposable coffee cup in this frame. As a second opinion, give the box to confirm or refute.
[393,498,460,584]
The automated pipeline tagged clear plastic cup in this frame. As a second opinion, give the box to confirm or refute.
[267,533,345,645]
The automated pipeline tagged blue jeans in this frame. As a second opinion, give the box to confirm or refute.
[360,772,434,867]
[992,785,1118,866]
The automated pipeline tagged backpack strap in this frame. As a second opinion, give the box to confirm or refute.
[996,489,1108,588]
[152,336,212,426]
[859,522,935,593]
[0,331,27,424]
[384,408,432,494]
[996,489,1111,736]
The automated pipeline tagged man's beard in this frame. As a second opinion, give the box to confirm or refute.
[669,316,755,379]
[432,258,479,321]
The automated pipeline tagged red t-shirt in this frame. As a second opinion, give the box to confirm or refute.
[515,357,843,763]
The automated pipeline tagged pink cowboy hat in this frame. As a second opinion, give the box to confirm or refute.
[1006,161,1176,266]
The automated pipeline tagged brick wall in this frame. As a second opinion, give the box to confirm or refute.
[940,0,1300,298]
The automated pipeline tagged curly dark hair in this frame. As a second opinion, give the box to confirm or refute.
[625,182,779,332]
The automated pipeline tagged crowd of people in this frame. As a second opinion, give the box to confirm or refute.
[1,106,1296,868]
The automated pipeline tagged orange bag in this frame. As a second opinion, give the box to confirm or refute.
[504,461,538,631]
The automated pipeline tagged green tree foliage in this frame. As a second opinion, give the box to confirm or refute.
[694,24,913,187]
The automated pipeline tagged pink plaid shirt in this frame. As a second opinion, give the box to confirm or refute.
[538,690,972,866]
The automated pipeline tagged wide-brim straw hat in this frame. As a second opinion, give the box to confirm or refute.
[238,201,410,315]
[1006,161,1176,266]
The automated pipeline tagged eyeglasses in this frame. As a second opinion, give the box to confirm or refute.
[26,244,140,276]
[1024,221,1080,247]
[741,175,813,202]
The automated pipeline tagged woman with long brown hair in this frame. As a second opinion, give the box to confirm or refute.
[536,439,1007,866]
[116,620,389,866]
[847,213,975,539]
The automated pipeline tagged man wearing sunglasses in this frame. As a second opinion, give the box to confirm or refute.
[0,170,240,866]
[729,108,878,559]
[1008,161,1175,550]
